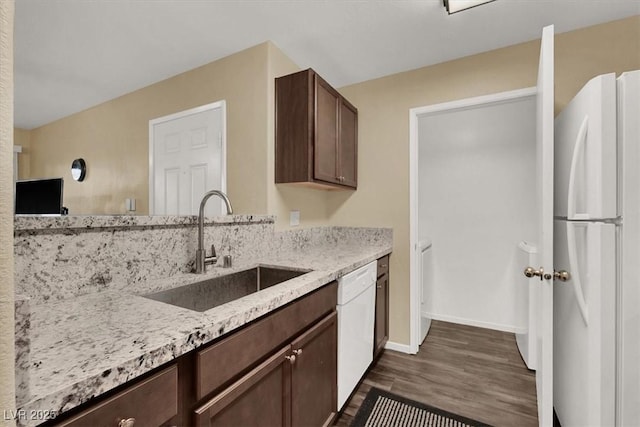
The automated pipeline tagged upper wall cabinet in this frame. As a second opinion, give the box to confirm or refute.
[275,69,358,190]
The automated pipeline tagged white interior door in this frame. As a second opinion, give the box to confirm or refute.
[149,101,226,216]
[618,70,640,427]
[535,24,555,427]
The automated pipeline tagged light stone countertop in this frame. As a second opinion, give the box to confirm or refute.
[16,239,392,426]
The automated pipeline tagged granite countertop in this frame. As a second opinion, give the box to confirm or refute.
[16,239,392,425]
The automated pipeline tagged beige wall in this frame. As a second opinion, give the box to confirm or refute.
[26,43,273,215]
[22,40,336,227]
[331,15,640,345]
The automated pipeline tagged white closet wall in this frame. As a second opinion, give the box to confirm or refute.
[418,97,537,331]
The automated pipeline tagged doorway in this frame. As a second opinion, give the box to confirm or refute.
[149,101,227,216]
[409,88,538,353]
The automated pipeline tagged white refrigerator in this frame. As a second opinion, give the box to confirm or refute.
[553,70,639,426]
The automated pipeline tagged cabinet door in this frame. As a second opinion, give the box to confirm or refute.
[339,99,358,188]
[194,346,292,427]
[290,312,337,427]
[374,274,389,358]
[314,75,340,185]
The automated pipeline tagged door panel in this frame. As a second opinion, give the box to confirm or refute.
[340,99,357,187]
[151,103,225,215]
[553,220,616,427]
[618,71,640,427]
[535,24,554,427]
[314,76,339,184]
[190,164,207,215]
[194,346,291,427]
[290,312,337,427]
[164,168,180,215]
[337,284,375,409]
[554,74,617,220]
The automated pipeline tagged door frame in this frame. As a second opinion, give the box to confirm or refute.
[408,87,536,354]
[148,100,227,215]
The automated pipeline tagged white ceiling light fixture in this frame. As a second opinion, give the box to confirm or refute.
[444,0,496,14]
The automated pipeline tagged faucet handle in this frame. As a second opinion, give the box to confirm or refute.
[204,244,218,266]
[223,255,232,268]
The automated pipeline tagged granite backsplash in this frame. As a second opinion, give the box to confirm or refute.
[14,215,392,303]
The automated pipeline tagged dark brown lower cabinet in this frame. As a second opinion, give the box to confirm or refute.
[195,312,337,427]
[194,346,291,427]
[374,256,390,359]
[291,312,337,427]
[47,282,339,427]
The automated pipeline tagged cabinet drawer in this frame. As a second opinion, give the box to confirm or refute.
[56,365,178,427]
[377,256,389,278]
[197,281,337,400]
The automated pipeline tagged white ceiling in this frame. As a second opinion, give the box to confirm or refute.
[14,0,640,129]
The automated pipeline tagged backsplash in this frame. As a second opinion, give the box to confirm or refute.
[14,215,392,303]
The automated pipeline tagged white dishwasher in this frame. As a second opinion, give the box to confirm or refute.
[336,261,377,410]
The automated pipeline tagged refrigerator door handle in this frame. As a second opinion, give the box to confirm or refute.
[566,222,589,326]
[567,115,589,220]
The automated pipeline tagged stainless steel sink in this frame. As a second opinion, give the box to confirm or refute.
[143,266,310,312]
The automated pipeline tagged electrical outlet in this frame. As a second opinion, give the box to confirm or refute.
[289,210,300,226]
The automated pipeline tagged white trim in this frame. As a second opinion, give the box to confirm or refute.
[412,87,536,117]
[408,87,536,356]
[148,100,227,215]
[13,145,21,184]
[425,312,527,334]
[384,340,414,354]
[409,109,420,355]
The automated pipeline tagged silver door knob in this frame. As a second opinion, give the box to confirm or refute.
[525,267,571,282]
[524,266,544,279]
[118,418,135,427]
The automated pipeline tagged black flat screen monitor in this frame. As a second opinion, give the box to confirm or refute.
[15,178,64,215]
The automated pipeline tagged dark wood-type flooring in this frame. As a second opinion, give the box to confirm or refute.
[334,320,538,427]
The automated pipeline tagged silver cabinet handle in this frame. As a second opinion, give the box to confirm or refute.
[292,348,303,356]
[285,355,296,364]
[118,418,135,427]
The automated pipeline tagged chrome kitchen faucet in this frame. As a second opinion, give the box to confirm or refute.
[195,190,233,274]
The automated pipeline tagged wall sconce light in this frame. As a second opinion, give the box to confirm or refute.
[71,158,87,182]
[444,0,496,14]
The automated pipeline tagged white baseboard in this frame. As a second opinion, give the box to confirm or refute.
[384,340,415,354]
[424,312,525,334]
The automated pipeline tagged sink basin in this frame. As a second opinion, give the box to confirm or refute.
[143,266,310,312]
